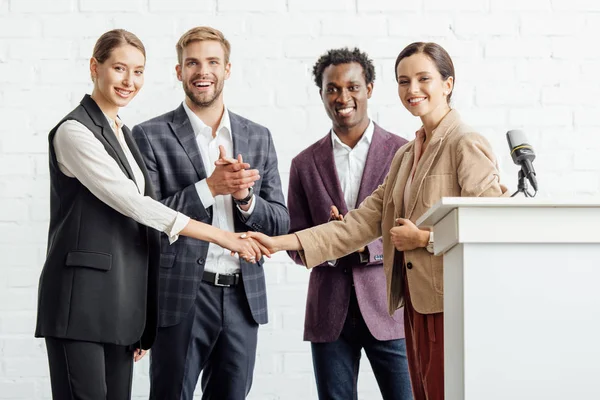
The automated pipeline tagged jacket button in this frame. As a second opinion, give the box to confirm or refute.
[406,262,413,270]
[343,268,348,274]
[197,258,205,265]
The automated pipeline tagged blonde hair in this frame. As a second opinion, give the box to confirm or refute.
[93,29,145,64]
[176,26,231,64]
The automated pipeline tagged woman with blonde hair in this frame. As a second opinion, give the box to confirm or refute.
[35,29,266,399]
[248,42,507,400]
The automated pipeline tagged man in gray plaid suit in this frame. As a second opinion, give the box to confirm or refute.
[132,26,289,400]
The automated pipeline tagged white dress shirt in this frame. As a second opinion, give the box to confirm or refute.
[331,120,374,210]
[183,102,255,275]
[53,116,190,244]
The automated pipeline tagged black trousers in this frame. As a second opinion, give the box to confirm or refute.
[149,279,259,400]
[45,337,134,400]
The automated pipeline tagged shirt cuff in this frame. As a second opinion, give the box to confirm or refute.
[195,179,215,208]
[166,212,190,244]
[237,194,256,218]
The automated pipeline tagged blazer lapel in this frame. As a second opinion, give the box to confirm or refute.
[393,148,414,218]
[122,125,155,197]
[230,112,249,164]
[81,95,137,182]
[356,124,390,205]
[167,104,207,179]
[312,133,347,214]
[404,109,461,219]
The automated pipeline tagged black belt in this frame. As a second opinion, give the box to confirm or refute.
[202,271,240,287]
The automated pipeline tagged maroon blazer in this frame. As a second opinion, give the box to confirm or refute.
[287,124,408,342]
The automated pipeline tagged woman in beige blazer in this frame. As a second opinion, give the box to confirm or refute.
[249,42,508,400]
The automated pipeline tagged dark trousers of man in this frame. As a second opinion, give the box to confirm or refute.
[311,287,413,400]
[45,338,134,400]
[149,276,259,400]
[400,255,444,400]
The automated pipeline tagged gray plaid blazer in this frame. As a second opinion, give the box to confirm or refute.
[132,105,289,327]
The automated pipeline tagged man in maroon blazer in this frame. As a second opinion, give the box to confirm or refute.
[287,48,412,399]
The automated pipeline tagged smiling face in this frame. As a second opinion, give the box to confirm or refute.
[396,52,453,122]
[90,44,145,117]
[320,62,373,134]
[176,40,231,110]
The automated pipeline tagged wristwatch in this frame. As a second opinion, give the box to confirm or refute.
[426,231,434,254]
[233,187,254,206]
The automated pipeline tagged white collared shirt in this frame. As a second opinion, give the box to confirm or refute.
[331,120,374,210]
[183,102,254,274]
[53,116,189,243]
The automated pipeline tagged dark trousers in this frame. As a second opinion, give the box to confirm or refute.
[311,288,413,400]
[149,279,259,400]
[403,269,444,400]
[45,337,133,400]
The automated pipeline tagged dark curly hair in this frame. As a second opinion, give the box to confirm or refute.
[312,47,375,89]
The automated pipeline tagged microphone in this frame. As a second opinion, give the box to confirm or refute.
[506,130,538,192]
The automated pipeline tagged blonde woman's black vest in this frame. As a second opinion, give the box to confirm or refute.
[35,95,159,349]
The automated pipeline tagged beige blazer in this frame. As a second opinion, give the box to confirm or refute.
[296,110,508,315]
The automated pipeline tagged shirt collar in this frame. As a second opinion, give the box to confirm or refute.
[182,100,231,140]
[330,119,374,150]
[103,113,123,132]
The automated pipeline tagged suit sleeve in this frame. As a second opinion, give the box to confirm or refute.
[294,167,392,268]
[132,124,212,222]
[238,129,290,236]
[456,132,509,198]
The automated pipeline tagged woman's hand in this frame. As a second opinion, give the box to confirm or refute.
[244,232,279,254]
[133,348,147,362]
[390,218,430,252]
[221,231,271,263]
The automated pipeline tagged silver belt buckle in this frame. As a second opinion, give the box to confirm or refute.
[213,272,230,287]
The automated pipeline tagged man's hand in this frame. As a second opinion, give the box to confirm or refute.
[206,145,259,198]
[390,218,430,252]
[134,349,147,362]
[329,205,365,253]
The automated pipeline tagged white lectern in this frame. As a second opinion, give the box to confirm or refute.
[417,198,600,400]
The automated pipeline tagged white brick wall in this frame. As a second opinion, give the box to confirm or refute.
[1,0,598,399]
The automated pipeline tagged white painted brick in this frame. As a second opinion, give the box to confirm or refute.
[475,84,539,107]
[282,352,313,373]
[520,14,585,36]
[460,108,509,127]
[425,0,486,11]
[0,380,36,399]
[573,150,597,171]
[515,60,580,83]
[1,338,45,357]
[38,60,91,84]
[80,0,144,12]
[0,200,28,222]
[0,155,35,176]
[574,108,600,127]
[485,38,552,58]
[321,15,387,37]
[389,14,453,37]
[453,14,519,37]
[9,39,74,60]
[175,15,247,38]
[8,268,41,289]
[1,133,48,154]
[0,177,49,199]
[0,289,37,311]
[10,0,74,13]
[0,62,34,83]
[41,15,111,38]
[552,37,598,59]
[0,312,37,334]
[490,0,551,11]
[148,0,216,12]
[218,0,285,12]
[112,14,177,38]
[542,85,600,106]
[0,222,48,244]
[509,107,572,127]
[552,0,600,11]
[4,357,49,378]
[288,0,354,12]
[0,17,41,37]
[357,0,422,12]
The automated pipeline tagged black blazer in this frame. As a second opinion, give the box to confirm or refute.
[35,95,159,349]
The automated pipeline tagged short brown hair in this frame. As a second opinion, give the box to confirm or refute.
[176,26,231,64]
[394,42,455,104]
[92,29,146,64]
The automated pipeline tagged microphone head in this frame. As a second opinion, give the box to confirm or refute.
[506,129,528,149]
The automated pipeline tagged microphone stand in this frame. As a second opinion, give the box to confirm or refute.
[511,169,536,197]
